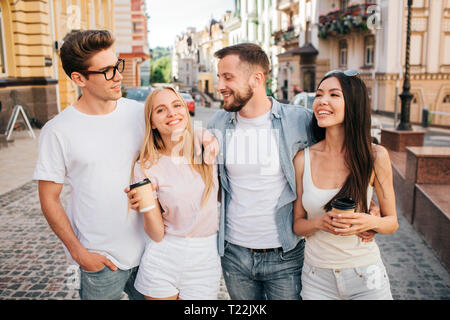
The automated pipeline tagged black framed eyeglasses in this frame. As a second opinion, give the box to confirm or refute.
[325,69,360,77]
[79,59,125,80]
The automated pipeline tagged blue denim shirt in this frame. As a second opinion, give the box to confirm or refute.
[207,97,315,256]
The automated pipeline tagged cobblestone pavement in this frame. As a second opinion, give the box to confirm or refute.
[0,180,449,300]
[0,181,230,300]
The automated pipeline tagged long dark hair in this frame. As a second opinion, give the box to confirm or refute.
[311,72,374,213]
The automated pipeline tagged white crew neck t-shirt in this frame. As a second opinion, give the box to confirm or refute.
[33,98,147,270]
[225,110,287,249]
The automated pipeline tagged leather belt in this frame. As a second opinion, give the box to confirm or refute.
[249,247,282,253]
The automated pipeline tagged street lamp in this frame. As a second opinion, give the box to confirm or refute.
[397,0,413,131]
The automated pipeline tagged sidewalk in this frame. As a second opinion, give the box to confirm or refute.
[0,128,449,300]
[372,113,450,147]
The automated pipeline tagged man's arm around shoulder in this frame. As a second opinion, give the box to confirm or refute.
[207,109,228,131]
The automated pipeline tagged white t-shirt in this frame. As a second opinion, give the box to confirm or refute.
[33,98,146,270]
[225,110,287,249]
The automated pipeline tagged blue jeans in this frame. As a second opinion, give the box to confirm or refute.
[221,239,305,300]
[79,266,145,300]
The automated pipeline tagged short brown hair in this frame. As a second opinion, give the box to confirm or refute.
[214,43,270,78]
[60,29,115,78]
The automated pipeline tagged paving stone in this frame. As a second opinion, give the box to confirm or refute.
[29,284,47,290]
[0,180,449,300]
[25,291,41,298]
[12,291,26,298]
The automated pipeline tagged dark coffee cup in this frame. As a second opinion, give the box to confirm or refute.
[331,198,356,212]
[331,198,355,228]
[130,178,156,212]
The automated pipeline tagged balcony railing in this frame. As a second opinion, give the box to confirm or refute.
[272,25,299,46]
[277,0,299,11]
[318,2,377,40]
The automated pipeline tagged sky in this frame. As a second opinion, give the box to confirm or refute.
[146,0,234,48]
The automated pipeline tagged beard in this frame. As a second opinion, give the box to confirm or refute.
[223,86,254,113]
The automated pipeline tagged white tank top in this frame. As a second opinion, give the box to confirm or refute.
[302,147,381,269]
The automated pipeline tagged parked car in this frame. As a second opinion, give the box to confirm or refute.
[290,92,316,111]
[181,92,195,116]
[123,86,153,102]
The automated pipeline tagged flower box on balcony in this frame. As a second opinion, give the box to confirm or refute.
[318,2,376,39]
[272,26,298,46]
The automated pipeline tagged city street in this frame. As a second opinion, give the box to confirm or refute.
[0,104,449,300]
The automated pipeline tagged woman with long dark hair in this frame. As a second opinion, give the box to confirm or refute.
[293,70,398,300]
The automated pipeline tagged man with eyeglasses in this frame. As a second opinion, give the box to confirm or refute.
[35,30,217,300]
[33,30,148,300]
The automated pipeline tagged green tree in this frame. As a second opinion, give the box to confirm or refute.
[151,56,171,84]
[152,46,171,60]
[151,68,165,84]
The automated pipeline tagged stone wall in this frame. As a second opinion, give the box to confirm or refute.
[0,80,58,131]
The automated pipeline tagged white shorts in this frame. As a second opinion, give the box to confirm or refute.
[134,233,221,300]
[301,260,393,300]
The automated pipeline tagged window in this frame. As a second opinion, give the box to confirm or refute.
[364,36,375,66]
[411,34,422,65]
[340,0,349,10]
[0,7,6,75]
[443,94,450,103]
[339,40,348,67]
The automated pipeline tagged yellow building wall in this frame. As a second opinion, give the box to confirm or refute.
[9,0,53,79]
[52,0,115,111]
[376,75,450,126]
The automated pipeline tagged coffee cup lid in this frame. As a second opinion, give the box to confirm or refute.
[331,197,356,210]
[130,178,151,190]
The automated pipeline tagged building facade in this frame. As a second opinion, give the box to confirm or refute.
[172,13,231,100]
[275,0,450,126]
[114,0,149,87]
[0,0,115,133]
[172,27,199,93]
[225,0,281,96]
[198,14,230,100]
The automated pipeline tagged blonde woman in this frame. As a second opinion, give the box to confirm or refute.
[132,86,220,300]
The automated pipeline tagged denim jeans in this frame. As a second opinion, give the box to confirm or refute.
[221,239,304,300]
[301,260,393,300]
[79,266,145,300]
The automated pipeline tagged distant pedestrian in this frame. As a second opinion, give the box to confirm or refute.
[293,70,398,300]
[132,86,221,300]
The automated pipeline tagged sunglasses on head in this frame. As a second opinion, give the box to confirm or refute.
[325,69,360,77]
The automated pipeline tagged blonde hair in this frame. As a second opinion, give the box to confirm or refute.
[137,86,215,207]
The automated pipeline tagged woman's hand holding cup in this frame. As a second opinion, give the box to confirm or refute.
[124,187,140,210]
[126,179,157,213]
